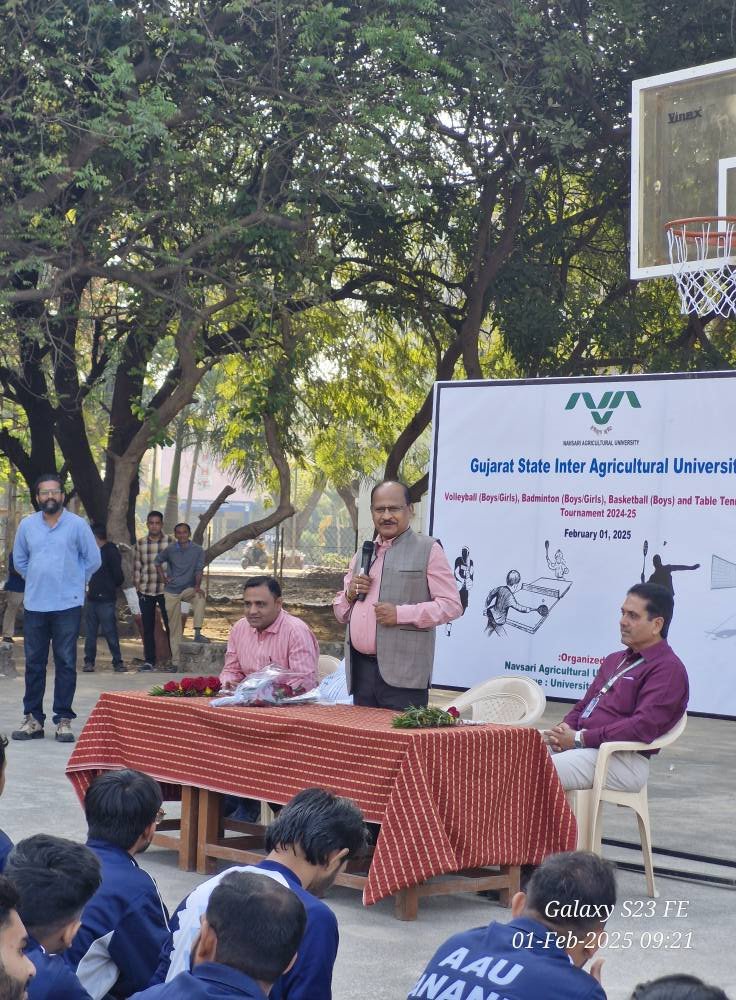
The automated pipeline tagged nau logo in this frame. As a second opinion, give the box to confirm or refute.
[565,390,641,425]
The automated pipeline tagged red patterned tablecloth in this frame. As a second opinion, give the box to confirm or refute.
[65,692,575,905]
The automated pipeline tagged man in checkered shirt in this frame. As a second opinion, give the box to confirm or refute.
[134,511,171,671]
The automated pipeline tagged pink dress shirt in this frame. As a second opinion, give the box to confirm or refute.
[220,609,319,688]
[332,535,463,654]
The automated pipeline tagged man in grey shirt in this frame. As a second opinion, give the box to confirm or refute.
[154,523,209,668]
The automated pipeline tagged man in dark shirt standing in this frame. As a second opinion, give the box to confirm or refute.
[155,523,208,670]
[544,583,688,792]
[84,524,125,674]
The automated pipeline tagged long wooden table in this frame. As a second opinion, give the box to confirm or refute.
[66,692,575,918]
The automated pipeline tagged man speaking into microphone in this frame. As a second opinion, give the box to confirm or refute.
[333,480,462,709]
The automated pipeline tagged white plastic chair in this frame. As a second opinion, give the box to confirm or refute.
[571,713,687,898]
[318,654,340,680]
[449,674,546,726]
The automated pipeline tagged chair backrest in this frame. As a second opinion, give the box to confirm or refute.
[318,654,340,681]
[648,712,687,751]
[450,674,546,726]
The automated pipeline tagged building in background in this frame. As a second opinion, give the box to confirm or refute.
[142,446,258,559]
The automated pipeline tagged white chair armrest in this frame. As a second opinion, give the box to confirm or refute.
[589,714,687,799]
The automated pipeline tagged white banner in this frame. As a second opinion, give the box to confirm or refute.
[427,372,736,717]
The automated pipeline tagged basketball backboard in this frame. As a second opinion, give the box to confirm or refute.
[631,57,736,279]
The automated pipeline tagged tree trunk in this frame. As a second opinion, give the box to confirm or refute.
[3,466,17,568]
[192,485,236,545]
[163,419,186,532]
[203,414,293,563]
[293,474,325,547]
[336,482,358,532]
[184,433,203,523]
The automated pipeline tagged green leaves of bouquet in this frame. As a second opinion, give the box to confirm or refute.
[392,705,460,728]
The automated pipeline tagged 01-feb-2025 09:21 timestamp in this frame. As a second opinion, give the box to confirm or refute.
[510,929,694,951]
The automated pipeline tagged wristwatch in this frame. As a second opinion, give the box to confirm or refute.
[574,730,585,749]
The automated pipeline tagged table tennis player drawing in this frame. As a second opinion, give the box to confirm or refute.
[483,540,573,637]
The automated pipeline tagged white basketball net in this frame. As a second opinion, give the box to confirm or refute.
[665,217,736,317]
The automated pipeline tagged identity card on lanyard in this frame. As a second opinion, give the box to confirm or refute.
[580,654,644,721]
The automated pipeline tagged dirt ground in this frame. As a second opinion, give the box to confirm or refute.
[200,569,346,645]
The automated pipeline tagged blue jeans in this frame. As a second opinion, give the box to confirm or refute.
[84,601,123,667]
[23,606,82,725]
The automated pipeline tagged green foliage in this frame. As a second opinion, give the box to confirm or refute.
[1,0,736,528]
[392,705,459,728]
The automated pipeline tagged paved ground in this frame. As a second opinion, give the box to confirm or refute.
[0,646,733,1000]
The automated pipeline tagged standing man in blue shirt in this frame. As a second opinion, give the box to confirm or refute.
[11,474,100,744]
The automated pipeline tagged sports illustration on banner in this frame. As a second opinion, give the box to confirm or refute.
[427,372,736,718]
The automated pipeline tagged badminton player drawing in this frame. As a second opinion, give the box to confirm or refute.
[640,541,699,622]
[447,546,474,636]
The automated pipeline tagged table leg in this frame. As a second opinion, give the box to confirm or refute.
[179,786,199,871]
[394,887,419,921]
[197,788,221,875]
[499,865,521,907]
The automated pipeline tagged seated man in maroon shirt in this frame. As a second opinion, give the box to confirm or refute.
[544,583,688,792]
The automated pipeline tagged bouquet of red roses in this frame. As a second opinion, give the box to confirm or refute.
[149,676,222,697]
[210,665,318,708]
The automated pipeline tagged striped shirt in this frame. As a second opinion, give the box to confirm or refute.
[220,610,319,689]
[134,535,171,596]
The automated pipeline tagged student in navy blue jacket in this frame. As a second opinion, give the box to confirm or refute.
[0,874,36,997]
[157,788,369,1000]
[130,870,306,1000]
[4,834,101,1000]
[65,769,172,1000]
[408,851,617,1000]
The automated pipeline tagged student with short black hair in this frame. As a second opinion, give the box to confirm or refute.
[4,835,101,999]
[160,788,369,1000]
[0,737,11,873]
[631,975,730,1000]
[408,851,616,1000]
[64,770,172,1000]
[0,874,35,1000]
[131,871,306,999]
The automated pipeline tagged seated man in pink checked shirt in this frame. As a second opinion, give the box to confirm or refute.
[333,480,463,710]
[220,575,320,822]
[220,576,319,692]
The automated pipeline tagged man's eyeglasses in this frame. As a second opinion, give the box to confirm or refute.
[155,808,166,826]
[371,505,407,515]
[38,489,62,498]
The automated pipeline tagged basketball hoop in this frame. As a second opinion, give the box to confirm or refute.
[665,216,736,317]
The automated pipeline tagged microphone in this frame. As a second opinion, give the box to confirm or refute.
[357,540,374,601]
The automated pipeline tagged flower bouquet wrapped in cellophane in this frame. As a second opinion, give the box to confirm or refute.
[210,664,319,708]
